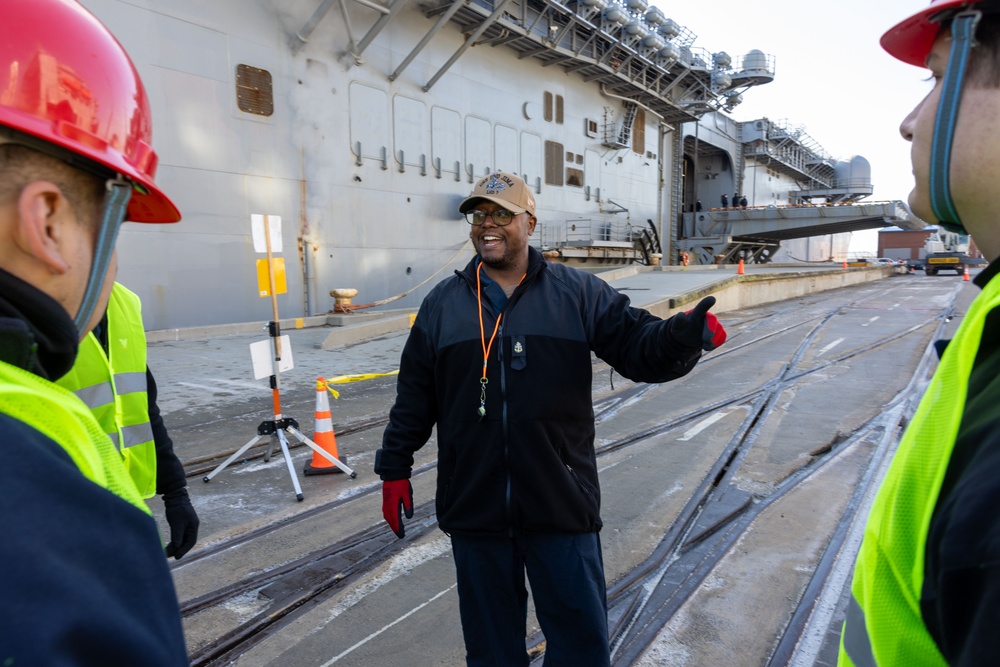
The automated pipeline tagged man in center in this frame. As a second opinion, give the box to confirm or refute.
[375,171,726,665]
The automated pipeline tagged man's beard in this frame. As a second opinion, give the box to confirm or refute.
[476,237,525,272]
[480,251,516,271]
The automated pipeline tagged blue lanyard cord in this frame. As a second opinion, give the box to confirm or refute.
[73,178,132,336]
[930,10,982,230]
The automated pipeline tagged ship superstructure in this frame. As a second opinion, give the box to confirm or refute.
[677,115,917,265]
[73,0,910,330]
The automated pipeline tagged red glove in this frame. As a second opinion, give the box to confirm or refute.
[670,296,727,351]
[382,479,414,539]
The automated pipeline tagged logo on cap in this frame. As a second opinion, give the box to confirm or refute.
[481,172,519,195]
[484,175,508,194]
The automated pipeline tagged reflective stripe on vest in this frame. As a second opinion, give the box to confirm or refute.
[0,359,150,514]
[839,273,1000,666]
[72,370,152,448]
[75,381,114,410]
[841,596,876,667]
[56,283,158,497]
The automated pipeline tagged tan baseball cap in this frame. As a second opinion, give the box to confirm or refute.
[459,171,536,216]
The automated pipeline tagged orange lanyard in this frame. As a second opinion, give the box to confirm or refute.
[476,261,524,420]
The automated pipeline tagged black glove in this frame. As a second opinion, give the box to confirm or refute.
[163,487,200,559]
[669,296,727,351]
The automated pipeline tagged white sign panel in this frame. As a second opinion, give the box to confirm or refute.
[251,214,282,254]
[249,335,293,379]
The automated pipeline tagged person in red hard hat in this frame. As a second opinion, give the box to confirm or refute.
[0,0,187,663]
[840,2,1000,665]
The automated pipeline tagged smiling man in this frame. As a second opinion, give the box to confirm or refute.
[840,2,1000,665]
[374,171,727,665]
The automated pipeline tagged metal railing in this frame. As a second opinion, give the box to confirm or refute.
[539,218,639,247]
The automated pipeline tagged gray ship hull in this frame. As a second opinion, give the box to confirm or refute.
[78,0,895,330]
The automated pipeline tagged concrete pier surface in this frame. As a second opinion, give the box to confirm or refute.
[140,261,963,666]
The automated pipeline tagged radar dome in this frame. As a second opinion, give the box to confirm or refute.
[834,155,872,188]
[742,49,769,73]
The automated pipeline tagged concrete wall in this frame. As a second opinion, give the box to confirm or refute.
[642,267,895,319]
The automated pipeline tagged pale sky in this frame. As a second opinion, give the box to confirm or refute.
[657,1,933,252]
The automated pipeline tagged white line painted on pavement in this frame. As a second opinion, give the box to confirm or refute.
[319,584,458,665]
[816,338,844,356]
[677,411,731,442]
[598,459,624,474]
[861,316,880,327]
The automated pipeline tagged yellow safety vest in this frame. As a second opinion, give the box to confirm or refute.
[57,283,157,497]
[0,359,150,514]
[839,274,1000,666]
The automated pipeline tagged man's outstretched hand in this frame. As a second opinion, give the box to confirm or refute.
[669,296,727,351]
[382,479,414,539]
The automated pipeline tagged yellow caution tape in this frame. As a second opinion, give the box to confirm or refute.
[315,377,339,400]
[326,370,400,385]
[316,371,398,399]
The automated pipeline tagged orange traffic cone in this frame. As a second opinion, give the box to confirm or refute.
[842,260,848,269]
[963,266,971,281]
[303,377,346,475]
[737,259,745,275]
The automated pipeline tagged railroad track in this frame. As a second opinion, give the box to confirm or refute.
[601,305,952,665]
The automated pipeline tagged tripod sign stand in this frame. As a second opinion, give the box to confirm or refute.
[202,214,355,500]
[202,321,356,500]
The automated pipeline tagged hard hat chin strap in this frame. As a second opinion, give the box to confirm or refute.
[73,178,131,336]
[930,10,982,233]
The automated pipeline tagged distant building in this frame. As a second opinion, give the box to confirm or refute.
[878,226,982,261]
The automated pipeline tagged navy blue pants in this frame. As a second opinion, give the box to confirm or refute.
[451,532,611,666]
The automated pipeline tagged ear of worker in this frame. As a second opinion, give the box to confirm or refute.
[669,296,727,351]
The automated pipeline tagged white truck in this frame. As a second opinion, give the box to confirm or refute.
[923,230,971,276]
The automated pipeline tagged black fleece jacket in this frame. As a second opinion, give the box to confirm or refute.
[375,247,702,537]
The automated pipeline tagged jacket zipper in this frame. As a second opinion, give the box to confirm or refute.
[498,320,513,535]
[462,259,541,536]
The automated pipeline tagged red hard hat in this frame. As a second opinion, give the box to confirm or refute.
[881,0,988,67]
[0,0,180,222]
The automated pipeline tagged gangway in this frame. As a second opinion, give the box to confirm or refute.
[677,201,923,264]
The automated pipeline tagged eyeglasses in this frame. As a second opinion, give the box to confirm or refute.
[466,209,519,226]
